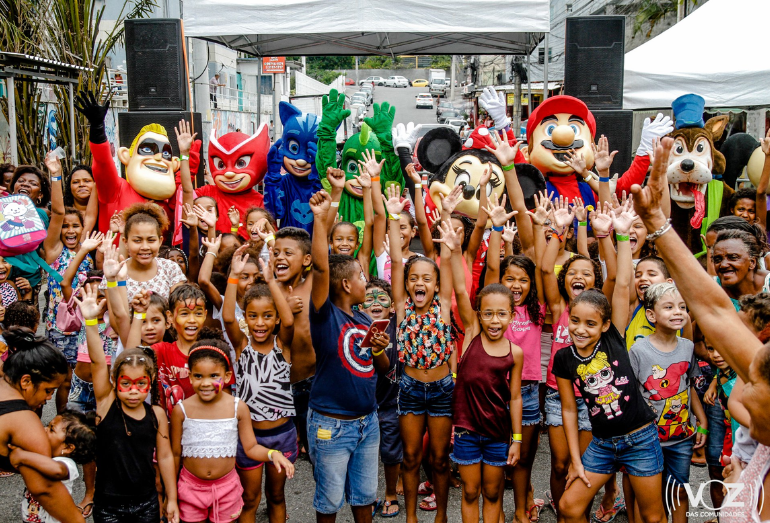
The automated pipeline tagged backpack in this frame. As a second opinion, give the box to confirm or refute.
[0,195,47,256]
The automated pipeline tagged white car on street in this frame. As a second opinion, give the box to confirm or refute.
[415,93,434,109]
[359,76,386,86]
[384,76,409,88]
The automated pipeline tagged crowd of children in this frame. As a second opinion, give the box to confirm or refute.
[0,121,769,523]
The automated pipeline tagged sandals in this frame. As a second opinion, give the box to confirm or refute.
[419,493,437,511]
[371,499,383,517]
[526,498,545,522]
[592,494,625,523]
[418,480,433,496]
[78,502,94,518]
[545,490,556,514]
[381,499,400,518]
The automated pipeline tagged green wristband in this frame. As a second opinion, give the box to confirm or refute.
[502,164,516,171]
[578,221,587,227]
[696,426,709,435]
[616,234,630,242]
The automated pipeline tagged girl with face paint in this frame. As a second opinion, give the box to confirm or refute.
[169,340,294,523]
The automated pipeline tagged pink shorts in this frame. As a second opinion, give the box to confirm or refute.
[178,466,244,523]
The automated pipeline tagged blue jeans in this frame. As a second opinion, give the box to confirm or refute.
[307,408,379,514]
[48,329,79,368]
[378,405,403,465]
[662,437,695,487]
[67,372,95,413]
[397,372,453,417]
[451,428,509,467]
[582,422,664,477]
[521,382,542,426]
[544,387,592,432]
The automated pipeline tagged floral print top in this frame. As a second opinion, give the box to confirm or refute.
[46,248,94,334]
[397,295,452,370]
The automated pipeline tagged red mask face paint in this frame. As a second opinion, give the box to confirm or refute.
[117,375,151,393]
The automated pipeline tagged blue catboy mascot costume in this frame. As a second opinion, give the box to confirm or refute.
[264,102,321,234]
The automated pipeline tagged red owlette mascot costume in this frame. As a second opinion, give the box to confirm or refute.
[194,127,270,236]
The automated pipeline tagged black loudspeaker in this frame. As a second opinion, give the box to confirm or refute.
[118,111,204,187]
[593,110,634,174]
[125,19,188,111]
[564,16,625,110]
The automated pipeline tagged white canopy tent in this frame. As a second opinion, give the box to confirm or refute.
[623,0,770,110]
[182,0,549,56]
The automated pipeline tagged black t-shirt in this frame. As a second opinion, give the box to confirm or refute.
[552,324,655,439]
[375,316,402,409]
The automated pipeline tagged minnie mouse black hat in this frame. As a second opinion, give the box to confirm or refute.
[416,127,462,174]
[511,163,546,210]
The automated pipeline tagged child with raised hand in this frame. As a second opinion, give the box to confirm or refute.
[437,218,523,523]
[170,339,294,523]
[553,202,666,523]
[16,410,97,523]
[485,193,547,523]
[533,193,618,514]
[223,247,297,523]
[387,182,455,523]
[75,284,179,523]
[629,282,706,523]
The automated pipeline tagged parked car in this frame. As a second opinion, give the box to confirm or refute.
[359,76,386,86]
[384,75,409,88]
[412,79,429,87]
[351,93,369,107]
[345,78,356,86]
[359,85,373,104]
[446,118,467,134]
[415,93,434,109]
[438,109,461,124]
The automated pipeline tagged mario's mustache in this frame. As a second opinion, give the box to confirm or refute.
[540,139,585,151]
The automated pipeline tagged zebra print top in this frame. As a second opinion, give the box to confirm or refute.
[236,340,296,422]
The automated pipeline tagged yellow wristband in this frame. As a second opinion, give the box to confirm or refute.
[267,449,278,462]
[452,372,457,379]
[231,227,239,233]
[85,318,98,326]
[133,312,146,320]
[389,213,401,221]
[264,234,275,243]
[372,349,384,357]
[512,433,523,442]
[106,280,118,288]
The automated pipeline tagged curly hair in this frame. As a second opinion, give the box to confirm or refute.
[11,165,51,208]
[556,255,604,304]
[57,410,97,464]
[124,202,170,236]
[739,292,770,343]
[500,255,544,326]
[728,187,757,212]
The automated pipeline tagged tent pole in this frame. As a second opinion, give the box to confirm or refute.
[68,83,76,162]
[542,33,549,101]
[257,58,262,126]
[7,76,17,165]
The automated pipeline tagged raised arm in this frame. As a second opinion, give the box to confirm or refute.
[436,220,476,339]
[180,204,200,283]
[593,135,617,210]
[482,193,516,287]
[541,196,572,317]
[756,129,770,229]
[609,199,636,331]
[75,285,113,404]
[82,184,99,237]
[632,137,762,383]
[260,256,295,351]
[325,167,346,235]
[223,245,251,357]
[198,234,223,311]
[385,185,408,322]
[405,164,433,256]
[174,120,197,206]
[590,202,618,302]
[572,198,589,258]
[464,164,492,268]
[101,236,132,343]
[61,231,103,301]
[310,190,333,311]
[43,153,65,262]
[371,158,389,258]
[355,152,376,277]
[124,291,149,349]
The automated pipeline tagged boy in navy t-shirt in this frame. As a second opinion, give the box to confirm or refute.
[307,190,391,520]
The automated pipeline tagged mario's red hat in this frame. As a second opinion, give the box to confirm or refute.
[526,95,596,144]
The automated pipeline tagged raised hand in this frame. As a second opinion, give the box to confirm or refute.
[230,245,250,277]
[482,193,517,227]
[73,283,105,320]
[251,218,274,243]
[102,242,127,280]
[611,196,638,235]
[174,120,198,156]
[434,220,461,252]
[632,137,674,231]
[364,102,396,137]
[478,86,510,129]
[74,90,110,127]
[383,184,405,216]
[358,148,384,180]
[258,257,274,282]
[502,220,518,243]
[320,89,350,128]
[573,197,587,222]
[637,113,674,157]
[287,285,303,314]
[227,206,240,227]
[593,135,618,174]
[326,167,346,191]
[44,152,63,178]
[202,234,222,254]
[525,190,553,226]
[393,122,418,151]
[428,208,441,225]
[353,169,372,190]
[193,204,217,230]
[485,129,520,167]
[131,289,151,314]
[439,184,463,215]
[180,203,199,228]
[405,163,421,185]
[564,149,589,177]
[590,201,614,236]
[761,127,770,156]
[552,196,575,230]
[479,163,492,188]
[109,211,125,236]
[309,190,332,218]
[81,231,104,252]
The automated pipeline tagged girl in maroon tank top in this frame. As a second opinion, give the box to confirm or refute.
[437,219,524,523]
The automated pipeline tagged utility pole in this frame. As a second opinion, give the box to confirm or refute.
[512,57,522,135]
[542,33,549,101]
[450,55,456,100]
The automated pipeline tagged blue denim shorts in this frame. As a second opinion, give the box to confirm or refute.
[236,420,298,470]
[662,437,694,487]
[378,405,403,465]
[307,408,379,514]
[451,428,509,467]
[67,372,95,413]
[582,422,664,477]
[397,372,453,417]
[521,382,542,426]
[48,329,79,368]
[544,387,591,432]
[704,401,728,468]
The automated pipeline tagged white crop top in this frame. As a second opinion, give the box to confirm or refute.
[180,397,239,459]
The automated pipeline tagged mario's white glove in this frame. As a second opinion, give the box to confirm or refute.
[393,122,420,151]
[479,86,511,130]
[637,113,674,157]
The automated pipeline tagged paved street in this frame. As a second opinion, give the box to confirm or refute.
[345,85,460,128]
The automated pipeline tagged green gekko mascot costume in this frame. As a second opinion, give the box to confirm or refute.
[316,89,403,240]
